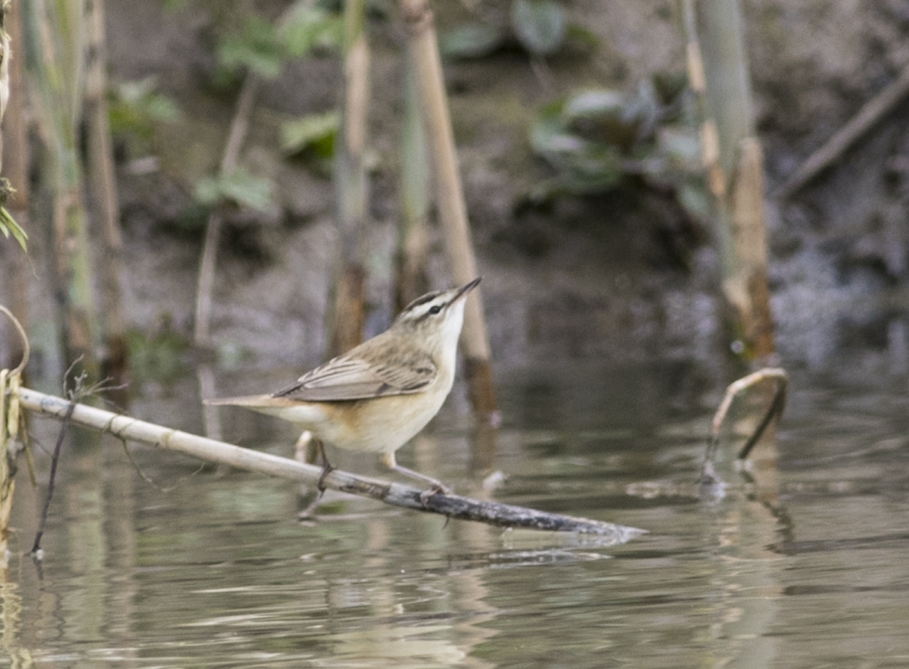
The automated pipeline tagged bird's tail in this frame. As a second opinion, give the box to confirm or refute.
[204,394,327,425]
[203,394,275,407]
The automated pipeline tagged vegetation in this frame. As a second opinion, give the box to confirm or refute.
[527,75,707,222]
[0,182,27,251]
[442,0,595,59]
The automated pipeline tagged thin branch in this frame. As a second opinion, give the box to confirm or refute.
[17,387,643,540]
[193,76,261,348]
[778,62,909,199]
[30,399,73,556]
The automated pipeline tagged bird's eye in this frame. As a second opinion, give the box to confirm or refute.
[429,305,442,315]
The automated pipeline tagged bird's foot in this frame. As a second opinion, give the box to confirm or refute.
[419,482,452,506]
[314,440,334,497]
[316,462,335,497]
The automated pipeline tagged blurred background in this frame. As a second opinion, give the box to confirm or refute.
[4,0,909,392]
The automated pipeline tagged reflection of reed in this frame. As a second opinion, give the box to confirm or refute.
[699,374,785,667]
[303,497,498,668]
[701,488,784,667]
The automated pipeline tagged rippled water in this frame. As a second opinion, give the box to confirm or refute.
[4,361,909,667]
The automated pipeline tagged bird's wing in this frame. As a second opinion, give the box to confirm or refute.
[273,349,437,401]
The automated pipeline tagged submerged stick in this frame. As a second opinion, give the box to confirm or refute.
[17,388,643,541]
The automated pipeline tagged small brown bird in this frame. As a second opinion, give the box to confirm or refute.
[205,278,481,494]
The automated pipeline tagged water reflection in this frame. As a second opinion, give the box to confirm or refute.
[3,363,909,667]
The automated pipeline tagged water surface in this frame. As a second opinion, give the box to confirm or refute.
[4,361,909,667]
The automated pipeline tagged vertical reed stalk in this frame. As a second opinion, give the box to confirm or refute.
[398,0,496,415]
[1,0,30,372]
[326,0,370,357]
[84,0,128,399]
[30,0,100,381]
[394,49,430,311]
[683,0,774,360]
[0,5,19,567]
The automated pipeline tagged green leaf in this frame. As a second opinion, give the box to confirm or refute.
[277,4,342,56]
[194,168,274,212]
[511,0,566,56]
[218,17,285,79]
[657,126,701,168]
[441,24,508,60]
[109,77,180,140]
[563,23,599,52]
[677,181,711,221]
[562,90,626,122]
[564,89,641,153]
[0,207,28,251]
[280,111,339,158]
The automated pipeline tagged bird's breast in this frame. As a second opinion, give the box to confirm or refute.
[317,377,452,454]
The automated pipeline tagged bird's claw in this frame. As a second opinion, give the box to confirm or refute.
[316,463,334,497]
[419,482,451,506]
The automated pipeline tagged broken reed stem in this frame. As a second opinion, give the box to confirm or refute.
[17,387,643,540]
[683,0,775,359]
[0,305,29,566]
[703,367,788,467]
[399,0,496,415]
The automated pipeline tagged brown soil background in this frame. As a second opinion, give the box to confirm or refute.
[20,1,909,377]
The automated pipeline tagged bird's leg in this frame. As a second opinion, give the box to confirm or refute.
[315,440,334,494]
[295,430,317,464]
[379,452,452,504]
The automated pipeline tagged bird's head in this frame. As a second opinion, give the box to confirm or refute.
[392,277,481,355]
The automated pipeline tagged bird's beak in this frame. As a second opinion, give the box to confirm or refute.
[453,277,481,303]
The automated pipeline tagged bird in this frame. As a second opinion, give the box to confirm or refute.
[205,277,482,496]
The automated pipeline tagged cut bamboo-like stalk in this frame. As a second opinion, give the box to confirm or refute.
[399,0,496,414]
[683,0,774,359]
[17,387,644,540]
[326,0,370,357]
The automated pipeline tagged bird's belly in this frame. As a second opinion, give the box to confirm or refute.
[315,391,448,454]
